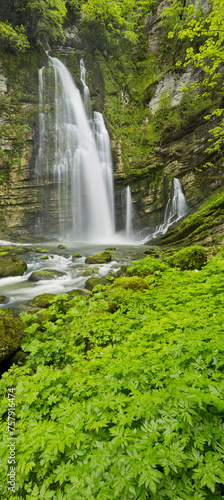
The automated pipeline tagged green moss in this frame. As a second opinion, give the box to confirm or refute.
[85,251,112,264]
[72,253,82,260]
[28,269,66,282]
[172,245,207,270]
[29,293,55,308]
[0,309,25,363]
[85,277,109,291]
[0,256,27,277]
[111,276,149,291]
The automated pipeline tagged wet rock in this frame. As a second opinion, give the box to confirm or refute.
[0,309,25,365]
[35,248,49,253]
[85,251,112,264]
[28,269,66,282]
[0,256,27,277]
[58,244,66,249]
[29,293,56,308]
[85,277,109,291]
[72,253,82,260]
[0,295,8,304]
[115,265,128,278]
[0,245,26,256]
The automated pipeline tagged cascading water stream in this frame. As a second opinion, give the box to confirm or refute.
[126,186,133,238]
[141,178,188,244]
[36,56,115,242]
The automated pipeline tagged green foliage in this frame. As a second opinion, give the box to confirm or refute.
[164,0,224,152]
[1,249,224,498]
[127,255,169,277]
[0,22,30,52]
[172,245,207,270]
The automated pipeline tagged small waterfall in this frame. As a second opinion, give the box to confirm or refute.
[141,178,188,243]
[35,56,115,242]
[126,186,133,238]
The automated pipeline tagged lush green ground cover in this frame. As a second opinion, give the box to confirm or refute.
[0,248,224,499]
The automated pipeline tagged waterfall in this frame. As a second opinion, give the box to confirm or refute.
[141,178,188,243]
[36,56,115,242]
[126,186,133,238]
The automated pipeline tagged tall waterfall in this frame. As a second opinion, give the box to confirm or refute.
[141,178,188,244]
[36,56,115,242]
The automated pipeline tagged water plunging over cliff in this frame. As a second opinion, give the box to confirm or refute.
[141,178,188,244]
[126,186,133,238]
[36,56,115,242]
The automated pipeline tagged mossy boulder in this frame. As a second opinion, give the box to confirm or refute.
[72,253,82,260]
[30,293,55,308]
[28,269,66,282]
[35,248,49,254]
[41,255,49,260]
[111,277,149,291]
[0,256,27,277]
[83,269,94,277]
[85,251,112,264]
[85,277,109,291]
[0,295,7,304]
[58,244,66,249]
[172,245,207,270]
[0,245,27,256]
[0,309,25,364]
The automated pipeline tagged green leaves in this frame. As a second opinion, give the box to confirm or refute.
[1,250,224,498]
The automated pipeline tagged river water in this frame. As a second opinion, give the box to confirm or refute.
[0,239,149,311]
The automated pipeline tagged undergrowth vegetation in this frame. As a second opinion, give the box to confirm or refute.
[0,247,224,499]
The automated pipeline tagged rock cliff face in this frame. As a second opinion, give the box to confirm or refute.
[0,0,223,239]
[0,52,41,237]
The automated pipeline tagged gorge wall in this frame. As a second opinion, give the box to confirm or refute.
[0,0,223,239]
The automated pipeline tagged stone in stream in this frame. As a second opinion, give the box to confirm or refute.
[29,293,56,308]
[28,269,66,282]
[85,251,112,264]
[0,255,27,277]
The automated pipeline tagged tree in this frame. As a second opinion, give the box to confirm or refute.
[0,22,30,52]
[25,0,67,42]
[165,0,224,153]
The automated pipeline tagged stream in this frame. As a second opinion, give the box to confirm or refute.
[0,239,149,311]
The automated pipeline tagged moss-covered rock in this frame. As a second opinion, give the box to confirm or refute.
[29,293,55,308]
[0,295,7,304]
[0,309,25,365]
[0,256,27,277]
[58,244,66,249]
[41,255,49,260]
[28,269,66,282]
[85,251,112,264]
[72,253,82,260]
[85,277,109,291]
[0,245,26,256]
[83,269,94,277]
[111,277,149,291]
[35,248,49,253]
[172,245,207,270]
